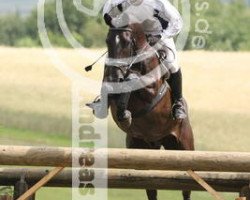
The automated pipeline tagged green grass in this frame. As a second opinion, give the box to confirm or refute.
[109,190,237,200]
[0,125,71,147]
[0,105,71,136]
[190,110,250,152]
[26,186,239,200]
[0,186,239,200]
[36,188,71,200]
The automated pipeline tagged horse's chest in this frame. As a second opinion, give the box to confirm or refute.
[128,112,175,142]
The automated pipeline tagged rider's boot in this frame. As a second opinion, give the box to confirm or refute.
[167,69,187,120]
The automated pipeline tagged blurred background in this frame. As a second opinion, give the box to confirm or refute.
[0,0,250,199]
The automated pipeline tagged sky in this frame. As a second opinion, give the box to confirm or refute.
[0,0,38,16]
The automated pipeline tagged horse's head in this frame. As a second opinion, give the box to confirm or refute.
[103,14,149,83]
[105,14,135,59]
[106,27,134,59]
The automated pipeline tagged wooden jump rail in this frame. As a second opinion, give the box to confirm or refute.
[1,146,250,172]
[0,168,250,192]
[0,145,250,200]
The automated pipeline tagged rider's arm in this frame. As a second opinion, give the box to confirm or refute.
[156,0,183,38]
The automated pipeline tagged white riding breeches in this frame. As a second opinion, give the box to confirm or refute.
[160,36,180,74]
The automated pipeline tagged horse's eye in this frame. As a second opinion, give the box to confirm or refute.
[115,35,120,44]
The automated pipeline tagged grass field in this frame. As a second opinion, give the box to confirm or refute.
[0,47,250,199]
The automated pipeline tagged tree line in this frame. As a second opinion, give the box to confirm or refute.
[0,0,249,50]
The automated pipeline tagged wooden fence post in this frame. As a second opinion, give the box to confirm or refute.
[16,167,64,200]
[13,174,34,200]
[187,170,225,200]
[0,195,12,200]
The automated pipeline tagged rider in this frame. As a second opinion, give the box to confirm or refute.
[102,0,187,120]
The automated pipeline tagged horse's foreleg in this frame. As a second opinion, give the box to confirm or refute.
[146,190,157,200]
[115,86,132,129]
[116,92,131,120]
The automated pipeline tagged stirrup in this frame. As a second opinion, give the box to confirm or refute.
[86,96,101,109]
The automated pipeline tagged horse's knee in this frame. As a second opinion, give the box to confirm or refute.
[162,134,179,150]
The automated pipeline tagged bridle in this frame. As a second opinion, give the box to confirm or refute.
[106,27,156,76]
[107,27,136,70]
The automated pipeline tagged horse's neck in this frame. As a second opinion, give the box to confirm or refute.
[136,37,147,50]
[131,24,148,50]
[131,25,164,100]
[131,25,158,73]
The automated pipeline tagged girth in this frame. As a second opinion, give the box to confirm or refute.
[132,81,169,118]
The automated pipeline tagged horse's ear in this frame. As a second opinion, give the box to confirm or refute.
[104,14,114,27]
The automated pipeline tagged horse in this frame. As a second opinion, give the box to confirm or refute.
[89,15,194,200]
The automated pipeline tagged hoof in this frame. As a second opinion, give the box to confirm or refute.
[118,110,132,129]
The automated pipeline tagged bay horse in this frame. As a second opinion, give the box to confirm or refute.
[89,15,194,200]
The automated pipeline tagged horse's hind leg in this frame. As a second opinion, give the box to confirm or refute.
[182,191,191,200]
[180,118,194,200]
[146,190,157,200]
[126,136,160,200]
[179,118,194,200]
[178,118,195,151]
